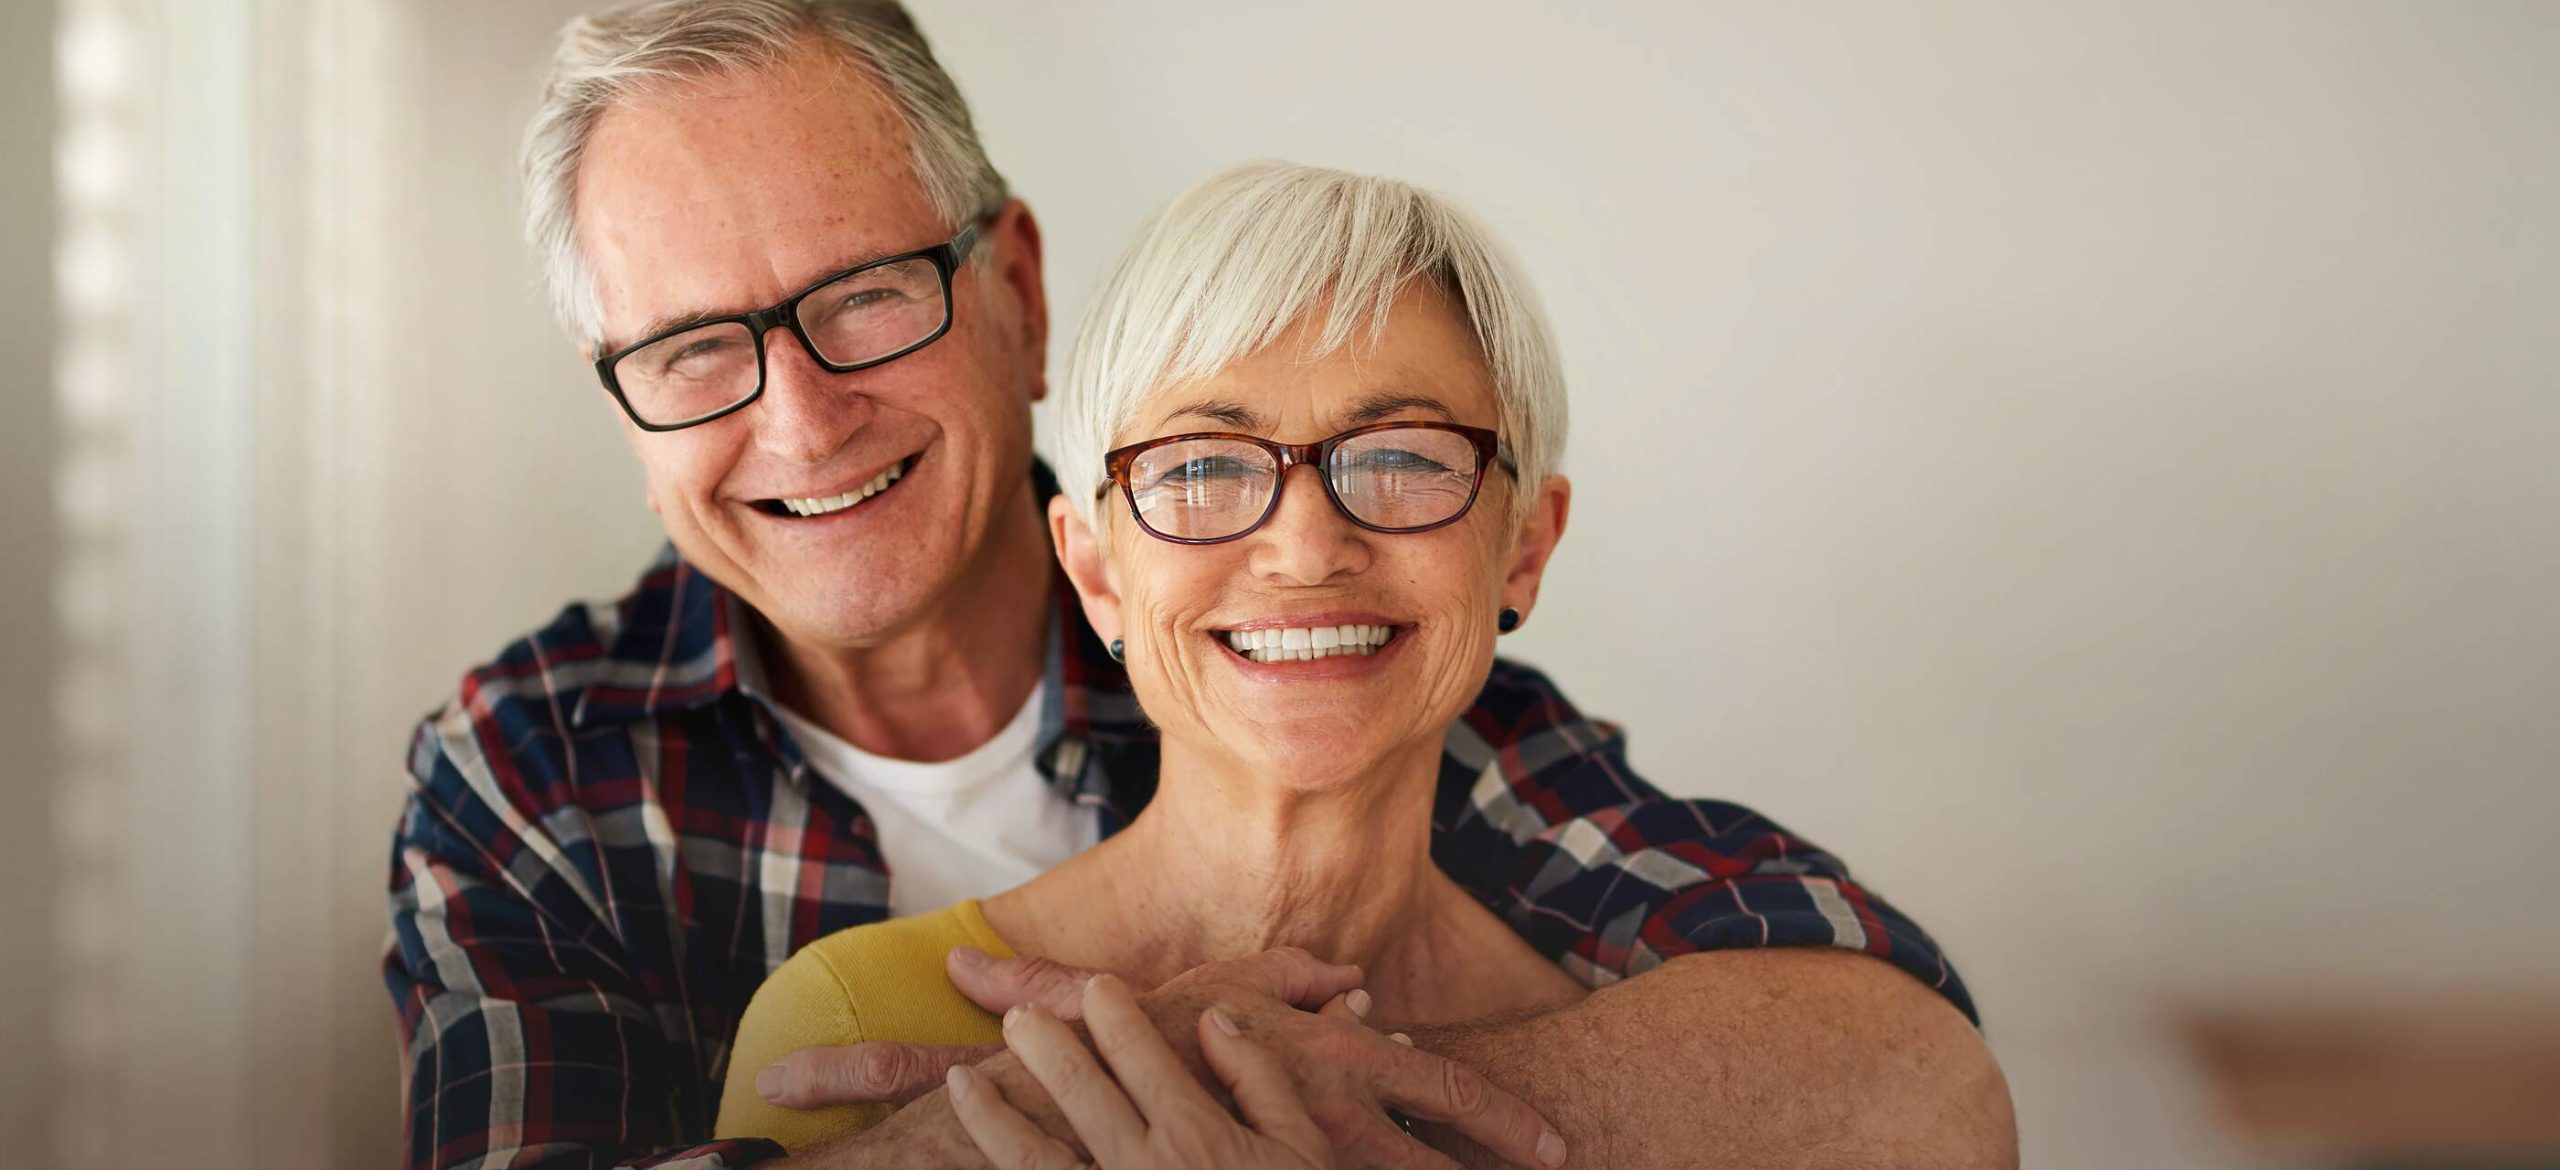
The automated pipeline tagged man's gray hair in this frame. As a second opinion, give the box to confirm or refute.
[523,0,1006,344]
[1059,161,1568,526]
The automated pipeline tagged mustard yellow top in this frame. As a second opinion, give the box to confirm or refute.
[715,899,1014,1149]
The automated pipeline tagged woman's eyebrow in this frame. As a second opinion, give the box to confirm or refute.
[1343,392,1455,424]
[1161,398,1267,429]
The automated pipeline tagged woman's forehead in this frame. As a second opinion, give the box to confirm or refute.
[1128,300,1500,438]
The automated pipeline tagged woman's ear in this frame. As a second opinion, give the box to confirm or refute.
[1048,494,1122,642]
[1499,474,1572,620]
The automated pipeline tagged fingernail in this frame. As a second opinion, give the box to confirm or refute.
[1003,1004,1026,1029]
[1347,988,1372,1019]
[1537,1128,1568,1168]
[1388,1031,1412,1047]
[754,1064,785,1102]
[950,946,989,970]
[945,1064,973,1097]
[1208,1007,1241,1036]
[1086,972,1113,994]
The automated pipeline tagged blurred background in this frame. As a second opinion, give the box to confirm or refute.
[3,1,2555,1167]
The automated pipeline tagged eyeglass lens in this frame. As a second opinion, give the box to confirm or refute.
[1125,427,1484,541]
[610,256,950,427]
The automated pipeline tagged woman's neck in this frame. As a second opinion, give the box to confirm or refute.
[1000,735,1465,986]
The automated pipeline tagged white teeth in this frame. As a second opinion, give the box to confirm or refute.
[1220,623,1397,663]
[778,460,906,517]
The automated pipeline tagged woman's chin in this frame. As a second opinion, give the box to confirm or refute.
[1188,710,1432,787]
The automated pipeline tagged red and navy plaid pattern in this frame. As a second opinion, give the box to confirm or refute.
[385,542,1973,1170]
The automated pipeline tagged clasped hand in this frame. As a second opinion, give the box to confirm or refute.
[756,947,1566,1169]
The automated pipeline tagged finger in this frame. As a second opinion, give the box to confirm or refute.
[946,1064,1088,1170]
[1341,1116,1466,1170]
[1233,946,1366,1011]
[1197,1007,1329,1166]
[949,948,1104,1020]
[756,1041,1007,1109]
[1373,1042,1567,1170]
[1315,988,1374,1027]
[1003,1003,1150,1165]
[1081,973,1224,1128]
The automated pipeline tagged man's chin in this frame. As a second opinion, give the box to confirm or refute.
[755,577,947,650]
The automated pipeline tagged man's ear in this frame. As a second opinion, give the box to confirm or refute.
[1499,474,1572,621]
[1048,494,1121,644]
[991,199,1050,404]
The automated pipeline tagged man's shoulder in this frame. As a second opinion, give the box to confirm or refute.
[1456,655,1630,763]
[1472,655,1585,720]
[405,552,713,813]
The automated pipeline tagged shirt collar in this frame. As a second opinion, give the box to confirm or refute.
[570,543,739,726]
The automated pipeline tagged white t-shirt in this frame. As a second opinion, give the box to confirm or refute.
[736,608,1100,917]
[769,683,1100,917]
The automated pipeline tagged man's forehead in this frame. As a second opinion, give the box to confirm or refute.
[572,46,944,340]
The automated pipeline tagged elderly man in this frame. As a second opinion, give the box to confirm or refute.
[382,2,2013,1168]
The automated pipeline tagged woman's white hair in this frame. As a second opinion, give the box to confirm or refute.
[1059,161,1567,526]
[522,0,1005,344]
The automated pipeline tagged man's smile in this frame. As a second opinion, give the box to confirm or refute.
[750,452,921,518]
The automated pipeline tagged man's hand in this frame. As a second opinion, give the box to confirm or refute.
[947,974,1334,1170]
[762,947,1567,1170]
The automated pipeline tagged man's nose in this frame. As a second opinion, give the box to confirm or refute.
[1246,464,1372,586]
[750,324,874,465]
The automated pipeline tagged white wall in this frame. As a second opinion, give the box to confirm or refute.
[15,2,2548,1167]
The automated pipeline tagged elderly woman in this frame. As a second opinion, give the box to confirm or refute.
[718,160,1584,1165]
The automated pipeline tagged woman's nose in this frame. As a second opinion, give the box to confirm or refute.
[1246,464,1372,585]
[750,325,875,465]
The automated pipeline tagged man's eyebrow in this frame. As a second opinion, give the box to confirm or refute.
[608,250,900,353]
[1343,392,1456,425]
[613,308,730,354]
[1159,398,1268,430]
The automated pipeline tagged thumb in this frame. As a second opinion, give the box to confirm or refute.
[756,1041,1004,1109]
[1232,946,1365,1011]
[947,947,1116,1020]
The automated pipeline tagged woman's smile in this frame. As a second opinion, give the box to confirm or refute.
[1210,611,1414,676]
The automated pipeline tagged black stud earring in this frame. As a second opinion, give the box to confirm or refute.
[1497,607,1522,634]
[1108,637,1126,663]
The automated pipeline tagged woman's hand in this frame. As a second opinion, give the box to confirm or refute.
[945,972,1333,1170]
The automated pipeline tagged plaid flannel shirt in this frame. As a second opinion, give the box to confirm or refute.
[385,543,1973,1170]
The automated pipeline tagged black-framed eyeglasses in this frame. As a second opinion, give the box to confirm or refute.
[1097,421,1512,544]
[594,215,993,432]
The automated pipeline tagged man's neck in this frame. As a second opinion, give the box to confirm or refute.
[756,480,1052,762]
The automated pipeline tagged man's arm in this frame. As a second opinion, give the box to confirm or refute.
[773,949,1565,1170]
[1408,948,2014,1169]
[784,945,2007,1170]
[387,712,784,1170]
[1414,660,2011,1166]
[767,661,2013,1166]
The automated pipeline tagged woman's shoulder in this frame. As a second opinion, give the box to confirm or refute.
[775,899,1015,1043]
[793,899,1015,1004]
[714,900,1013,1147]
